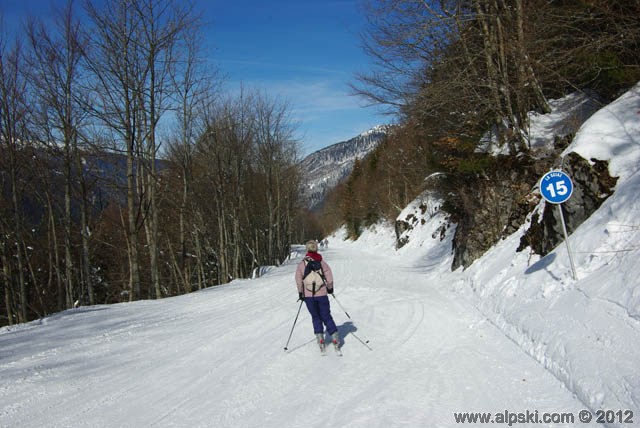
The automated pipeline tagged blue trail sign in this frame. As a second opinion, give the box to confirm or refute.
[540,170,573,204]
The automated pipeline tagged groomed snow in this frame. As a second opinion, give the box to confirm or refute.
[1,238,589,428]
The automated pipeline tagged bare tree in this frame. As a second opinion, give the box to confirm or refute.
[1,0,309,324]
[83,0,146,300]
[83,0,199,300]
[166,22,218,292]
[190,88,301,282]
[354,0,552,152]
[253,91,299,266]
[0,29,31,323]
[198,92,254,282]
[133,0,200,299]
[353,0,452,111]
[26,0,95,306]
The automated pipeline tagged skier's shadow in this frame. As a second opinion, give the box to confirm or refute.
[336,321,358,345]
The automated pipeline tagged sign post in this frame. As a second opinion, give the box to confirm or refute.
[539,170,577,280]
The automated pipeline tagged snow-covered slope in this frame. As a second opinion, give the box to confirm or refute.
[1,235,588,428]
[299,125,389,210]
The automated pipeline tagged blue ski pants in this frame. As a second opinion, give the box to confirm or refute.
[304,295,337,335]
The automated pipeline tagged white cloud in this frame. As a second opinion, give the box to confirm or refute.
[222,76,384,154]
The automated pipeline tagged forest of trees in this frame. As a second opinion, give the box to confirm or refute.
[0,0,305,326]
[325,0,640,239]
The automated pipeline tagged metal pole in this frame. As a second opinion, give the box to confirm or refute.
[331,294,351,319]
[557,204,578,281]
[283,300,304,351]
[331,294,373,351]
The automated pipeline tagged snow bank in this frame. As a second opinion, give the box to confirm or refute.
[563,83,640,179]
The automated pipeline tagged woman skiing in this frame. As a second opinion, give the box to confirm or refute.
[295,239,339,351]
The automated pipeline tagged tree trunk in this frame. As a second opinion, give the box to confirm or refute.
[126,147,141,300]
[64,145,75,308]
[514,0,549,115]
[1,245,15,326]
[10,169,28,323]
[77,165,94,305]
[475,1,504,144]
[46,192,65,311]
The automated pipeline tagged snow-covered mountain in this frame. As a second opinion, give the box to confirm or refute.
[299,125,390,210]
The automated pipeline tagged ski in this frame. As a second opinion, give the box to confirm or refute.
[333,341,343,357]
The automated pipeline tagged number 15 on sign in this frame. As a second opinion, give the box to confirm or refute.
[540,171,573,204]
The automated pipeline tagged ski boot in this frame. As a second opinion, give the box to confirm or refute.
[316,333,326,353]
[331,332,342,356]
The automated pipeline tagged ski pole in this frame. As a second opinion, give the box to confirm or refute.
[331,294,351,319]
[283,299,304,351]
[331,294,372,351]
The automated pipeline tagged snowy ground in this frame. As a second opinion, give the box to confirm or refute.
[1,238,591,428]
[1,85,639,427]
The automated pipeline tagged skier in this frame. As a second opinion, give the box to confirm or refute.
[295,239,340,352]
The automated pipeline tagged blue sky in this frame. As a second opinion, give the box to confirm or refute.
[1,0,386,156]
[199,0,386,155]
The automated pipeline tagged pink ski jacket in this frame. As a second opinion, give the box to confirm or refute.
[295,253,334,298]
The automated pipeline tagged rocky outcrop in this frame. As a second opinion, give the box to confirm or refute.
[517,152,618,256]
[448,150,617,270]
[447,155,541,270]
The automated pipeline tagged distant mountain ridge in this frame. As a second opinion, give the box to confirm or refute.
[299,125,390,210]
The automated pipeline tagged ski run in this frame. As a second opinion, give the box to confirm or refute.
[1,84,640,427]
[0,240,592,428]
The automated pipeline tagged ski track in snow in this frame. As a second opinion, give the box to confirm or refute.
[0,243,595,428]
